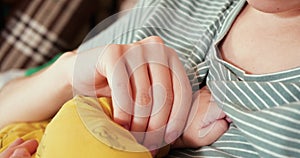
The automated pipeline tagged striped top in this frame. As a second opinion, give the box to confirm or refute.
[80,0,300,157]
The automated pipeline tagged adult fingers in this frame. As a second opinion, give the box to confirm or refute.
[125,43,152,143]
[143,63,173,151]
[102,44,133,130]
[164,48,192,144]
[139,37,173,151]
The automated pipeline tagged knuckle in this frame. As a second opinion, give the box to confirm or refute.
[136,90,151,106]
[105,44,123,57]
[147,36,164,43]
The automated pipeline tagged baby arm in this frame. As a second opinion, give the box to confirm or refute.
[172,86,230,148]
[0,52,75,129]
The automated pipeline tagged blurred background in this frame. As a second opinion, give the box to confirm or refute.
[0,0,137,72]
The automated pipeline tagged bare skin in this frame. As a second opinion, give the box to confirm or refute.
[1,0,300,157]
[220,2,300,75]
[0,138,38,158]
[173,86,230,148]
[0,37,193,156]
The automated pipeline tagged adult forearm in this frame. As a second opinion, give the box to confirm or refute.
[0,54,74,129]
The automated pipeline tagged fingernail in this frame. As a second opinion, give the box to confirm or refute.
[166,131,178,143]
[226,116,232,123]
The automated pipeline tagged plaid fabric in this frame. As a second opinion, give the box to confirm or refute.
[0,0,111,71]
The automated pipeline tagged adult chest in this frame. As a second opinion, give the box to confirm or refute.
[218,5,300,75]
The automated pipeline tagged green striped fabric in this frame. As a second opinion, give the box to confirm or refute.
[79,0,300,157]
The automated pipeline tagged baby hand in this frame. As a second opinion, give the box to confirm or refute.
[172,86,230,148]
[0,138,38,158]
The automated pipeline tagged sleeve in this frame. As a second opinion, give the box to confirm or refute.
[77,0,212,91]
[78,0,160,52]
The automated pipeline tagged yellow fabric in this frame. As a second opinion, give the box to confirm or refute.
[0,96,171,157]
[35,96,151,158]
[0,121,49,157]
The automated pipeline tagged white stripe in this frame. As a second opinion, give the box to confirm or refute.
[155,8,206,38]
[167,0,221,23]
[271,73,300,82]
[190,51,203,62]
[243,129,299,157]
[226,105,300,152]
[255,82,278,106]
[244,82,269,108]
[262,110,300,125]
[232,81,260,110]
[195,63,209,72]
[222,82,252,111]
[217,62,226,82]
[210,62,222,81]
[279,82,299,101]
[217,147,258,155]
[246,110,300,135]
[209,82,236,108]
[215,140,253,146]
[267,82,289,104]
[279,105,300,115]
[291,83,300,91]
[193,43,208,60]
[188,58,198,67]
[195,147,239,157]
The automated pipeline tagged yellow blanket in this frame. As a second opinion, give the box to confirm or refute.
[0,96,154,158]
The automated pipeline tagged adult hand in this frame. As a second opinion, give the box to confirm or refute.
[66,36,192,152]
[172,86,230,148]
[0,138,38,158]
